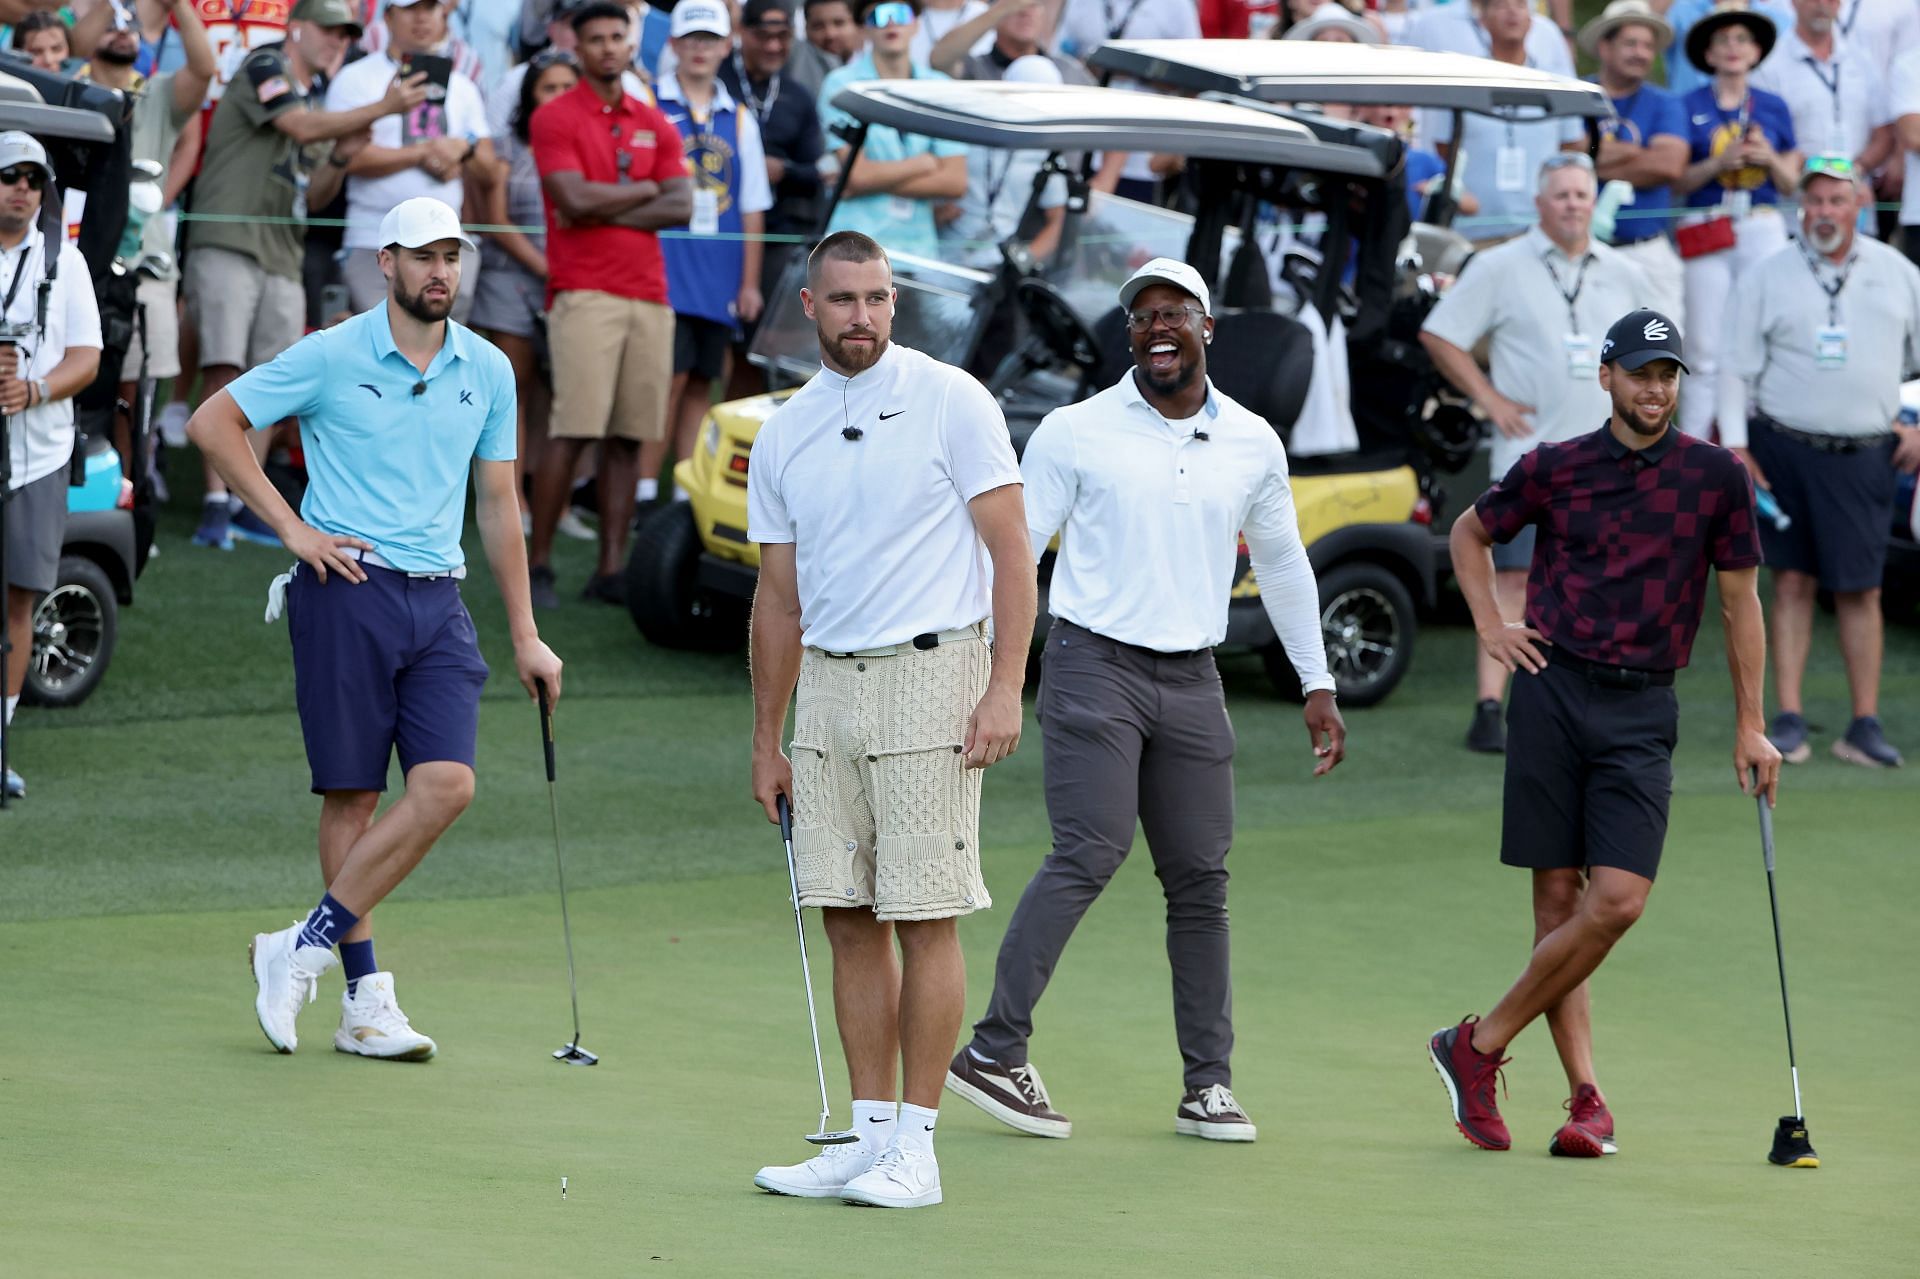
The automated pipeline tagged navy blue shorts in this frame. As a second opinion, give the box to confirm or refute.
[1500,658,1677,882]
[1492,523,1536,573]
[286,564,489,794]
[1749,417,1897,594]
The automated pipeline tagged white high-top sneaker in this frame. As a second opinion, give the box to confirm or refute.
[334,972,438,1061]
[753,1142,879,1198]
[840,1145,942,1208]
[249,921,339,1053]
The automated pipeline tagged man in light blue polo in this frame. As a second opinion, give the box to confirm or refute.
[188,196,564,1063]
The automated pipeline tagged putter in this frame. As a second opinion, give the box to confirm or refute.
[776,795,857,1145]
[540,680,597,1067]
[1755,785,1815,1167]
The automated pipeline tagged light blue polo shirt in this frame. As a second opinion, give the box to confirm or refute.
[818,52,966,260]
[227,304,517,573]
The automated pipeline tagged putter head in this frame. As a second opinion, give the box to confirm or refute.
[553,1042,600,1066]
[1768,1116,1818,1167]
[806,1128,860,1146]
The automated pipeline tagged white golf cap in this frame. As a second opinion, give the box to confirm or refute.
[1118,257,1211,317]
[378,196,475,252]
[0,131,53,179]
[671,0,730,38]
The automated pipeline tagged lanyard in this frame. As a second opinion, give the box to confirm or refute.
[1799,242,1855,325]
[1103,0,1150,40]
[1541,248,1591,330]
[1840,0,1861,37]
[731,53,779,125]
[1803,55,1843,124]
[2,238,36,323]
[984,152,1016,211]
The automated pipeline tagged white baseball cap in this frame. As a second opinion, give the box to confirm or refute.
[0,131,53,181]
[1118,257,1211,318]
[671,0,730,38]
[378,196,476,252]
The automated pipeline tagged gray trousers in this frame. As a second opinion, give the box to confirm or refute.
[970,620,1237,1088]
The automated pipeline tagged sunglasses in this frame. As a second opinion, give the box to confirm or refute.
[0,166,46,190]
[1803,153,1856,181]
[530,48,580,69]
[865,1,915,28]
[1539,152,1595,174]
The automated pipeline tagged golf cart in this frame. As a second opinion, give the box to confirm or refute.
[627,63,1597,705]
[0,63,148,708]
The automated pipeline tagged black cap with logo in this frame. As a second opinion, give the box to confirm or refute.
[1600,309,1689,373]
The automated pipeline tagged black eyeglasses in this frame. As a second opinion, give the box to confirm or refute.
[0,166,46,190]
[1126,304,1202,332]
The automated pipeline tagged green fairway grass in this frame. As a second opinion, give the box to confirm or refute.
[2,487,1915,1275]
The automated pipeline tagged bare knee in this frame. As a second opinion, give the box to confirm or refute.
[822,906,892,953]
[323,789,380,823]
[1532,870,1584,940]
[1582,888,1646,938]
[405,763,474,821]
[894,917,958,960]
[1773,571,1818,605]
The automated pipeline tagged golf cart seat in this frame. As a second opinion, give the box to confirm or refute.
[1090,305,1316,437]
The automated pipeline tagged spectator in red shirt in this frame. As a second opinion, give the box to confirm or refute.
[527,0,692,608]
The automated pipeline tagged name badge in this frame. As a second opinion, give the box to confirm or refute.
[1496,145,1527,193]
[1565,333,1597,379]
[1725,190,1751,220]
[690,187,720,237]
[1815,325,1848,370]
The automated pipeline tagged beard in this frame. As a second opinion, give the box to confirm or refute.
[395,275,454,323]
[1612,393,1670,437]
[820,327,882,374]
[1138,357,1199,399]
[1806,220,1846,254]
[96,37,138,66]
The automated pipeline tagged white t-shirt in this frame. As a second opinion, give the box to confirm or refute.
[746,342,1022,653]
[1751,28,1891,160]
[325,51,492,252]
[1893,47,1920,223]
[1,231,102,489]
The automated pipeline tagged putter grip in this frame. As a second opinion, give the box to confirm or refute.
[537,679,555,783]
[777,793,793,842]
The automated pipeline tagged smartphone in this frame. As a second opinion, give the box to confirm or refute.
[397,53,454,102]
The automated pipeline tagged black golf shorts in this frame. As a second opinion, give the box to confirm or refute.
[673,314,730,381]
[1500,659,1678,882]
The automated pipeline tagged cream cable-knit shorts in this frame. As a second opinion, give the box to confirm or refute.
[789,633,993,921]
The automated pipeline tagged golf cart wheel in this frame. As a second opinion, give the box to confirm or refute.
[624,501,746,652]
[26,555,118,708]
[1261,561,1414,709]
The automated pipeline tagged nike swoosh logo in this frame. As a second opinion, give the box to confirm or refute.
[878,410,905,420]
[867,1117,889,1123]
[358,384,383,398]
[1692,114,1710,125]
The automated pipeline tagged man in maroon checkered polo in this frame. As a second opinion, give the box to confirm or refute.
[1425,309,1783,1159]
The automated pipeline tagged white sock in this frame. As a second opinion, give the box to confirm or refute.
[850,1098,895,1149]
[203,491,226,506]
[4,694,16,725]
[896,1102,937,1156]
[635,476,658,503]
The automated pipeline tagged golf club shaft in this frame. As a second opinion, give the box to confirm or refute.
[778,796,834,1122]
[540,681,583,1045]
[1757,794,1802,1115]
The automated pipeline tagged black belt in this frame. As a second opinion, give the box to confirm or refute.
[1548,645,1673,689]
[1058,620,1211,661]
[1753,414,1893,454]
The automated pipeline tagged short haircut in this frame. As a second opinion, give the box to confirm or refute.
[807,230,891,289]
[855,0,920,20]
[1536,151,1596,196]
[570,1,631,33]
[803,0,853,15]
[13,10,67,45]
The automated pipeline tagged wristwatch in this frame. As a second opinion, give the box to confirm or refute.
[325,149,350,168]
[34,377,49,405]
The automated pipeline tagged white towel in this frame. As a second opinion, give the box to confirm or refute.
[264,565,297,623]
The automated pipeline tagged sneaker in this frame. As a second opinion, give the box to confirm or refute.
[1548,1082,1616,1157]
[192,499,233,550]
[1427,1016,1512,1151]
[248,920,339,1054]
[1833,716,1903,768]
[529,565,560,610]
[840,1145,942,1208]
[3,767,23,799]
[945,1050,1072,1138]
[155,400,190,447]
[228,505,283,548]
[334,972,437,1061]
[1767,711,1813,765]
[754,1142,878,1198]
[1465,699,1505,753]
[1175,1083,1257,1142]
[556,509,597,541]
[581,572,625,605]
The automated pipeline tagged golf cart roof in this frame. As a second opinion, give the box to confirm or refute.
[0,71,116,144]
[1089,40,1612,118]
[828,79,1389,178]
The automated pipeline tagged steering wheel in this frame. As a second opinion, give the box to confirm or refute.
[1013,276,1104,379]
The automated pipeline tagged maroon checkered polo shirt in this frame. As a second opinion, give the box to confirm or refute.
[1475,425,1763,670]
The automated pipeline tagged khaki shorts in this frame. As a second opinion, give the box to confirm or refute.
[183,246,305,371]
[790,629,992,922]
[342,247,481,326]
[122,274,180,381]
[547,289,671,442]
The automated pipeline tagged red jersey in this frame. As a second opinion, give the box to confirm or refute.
[530,81,687,305]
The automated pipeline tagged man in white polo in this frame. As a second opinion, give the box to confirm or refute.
[747,229,1035,1209]
[946,258,1345,1146]
[1421,153,1649,753]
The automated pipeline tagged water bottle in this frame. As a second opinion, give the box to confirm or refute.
[1755,486,1791,531]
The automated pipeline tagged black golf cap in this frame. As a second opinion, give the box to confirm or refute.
[1601,309,1689,373]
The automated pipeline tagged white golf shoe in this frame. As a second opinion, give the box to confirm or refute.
[249,920,338,1053]
[753,1142,879,1198]
[840,1145,942,1208]
[334,972,437,1061]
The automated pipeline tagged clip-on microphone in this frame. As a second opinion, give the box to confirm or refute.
[412,380,427,397]
[841,426,863,441]
[1192,430,1210,442]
